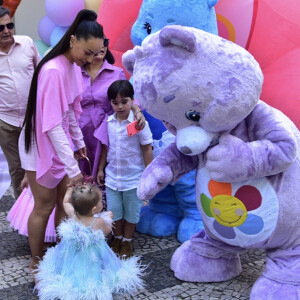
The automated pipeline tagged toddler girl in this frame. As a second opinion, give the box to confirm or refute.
[36,183,145,300]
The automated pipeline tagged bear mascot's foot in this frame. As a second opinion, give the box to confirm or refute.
[170,231,242,282]
[251,247,300,300]
[177,216,204,243]
[250,277,300,300]
[136,206,181,237]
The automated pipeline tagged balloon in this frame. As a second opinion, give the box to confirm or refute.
[44,47,53,57]
[215,0,300,129]
[215,0,255,48]
[3,0,22,17]
[50,26,69,48]
[34,40,49,57]
[38,15,56,47]
[97,0,143,78]
[84,0,102,12]
[98,0,142,51]
[98,0,300,129]
[45,0,85,27]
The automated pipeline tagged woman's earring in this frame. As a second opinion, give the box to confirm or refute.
[70,43,73,49]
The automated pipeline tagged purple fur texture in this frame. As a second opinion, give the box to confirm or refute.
[123,25,300,298]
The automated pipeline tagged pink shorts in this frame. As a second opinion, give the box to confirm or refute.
[37,156,66,189]
[19,129,67,189]
[19,129,37,171]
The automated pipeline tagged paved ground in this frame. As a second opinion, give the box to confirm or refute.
[0,186,266,299]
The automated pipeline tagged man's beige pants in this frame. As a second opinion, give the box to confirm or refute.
[0,119,24,199]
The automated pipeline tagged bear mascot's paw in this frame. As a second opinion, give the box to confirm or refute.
[170,235,242,282]
[177,217,204,243]
[137,206,205,242]
[136,206,181,237]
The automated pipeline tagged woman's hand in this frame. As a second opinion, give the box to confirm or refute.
[20,173,29,190]
[132,104,145,130]
[67,173,83,187]
[135,110,146,129]
[75,146,87,159]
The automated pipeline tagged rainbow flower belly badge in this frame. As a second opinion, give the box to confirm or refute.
[196,168,279,247]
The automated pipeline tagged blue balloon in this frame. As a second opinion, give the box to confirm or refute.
[50,26,69,48]
[34,40,50,57]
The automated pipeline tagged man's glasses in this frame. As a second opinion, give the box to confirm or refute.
[104,38,109,47]
[0,22,14,32]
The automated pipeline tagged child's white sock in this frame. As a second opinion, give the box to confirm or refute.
[122,237,132,242]
[114,235,123,240]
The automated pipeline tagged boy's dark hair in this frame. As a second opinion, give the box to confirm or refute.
[0,6,11,17]
[107,80,134,100]
[71,183,101,216]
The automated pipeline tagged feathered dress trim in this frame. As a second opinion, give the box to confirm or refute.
[35,218,145,300]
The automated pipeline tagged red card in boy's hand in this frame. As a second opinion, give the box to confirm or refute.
[127,120,142,137]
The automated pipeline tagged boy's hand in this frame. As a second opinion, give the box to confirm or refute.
[97,169,105,186]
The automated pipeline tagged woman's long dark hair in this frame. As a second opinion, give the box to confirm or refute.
[24,9,114,151]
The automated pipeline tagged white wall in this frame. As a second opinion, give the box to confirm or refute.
[14,0,46,41]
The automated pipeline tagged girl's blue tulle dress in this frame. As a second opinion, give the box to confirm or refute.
[36,213,145,300]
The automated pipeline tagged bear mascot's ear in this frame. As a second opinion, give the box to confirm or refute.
[123,25,197,77]
[207,0,218,8]
[159,25,197,53]
[122,49,136,76]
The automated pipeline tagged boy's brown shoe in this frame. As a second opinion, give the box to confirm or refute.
[119,241,133,259]
[110,238,122,254]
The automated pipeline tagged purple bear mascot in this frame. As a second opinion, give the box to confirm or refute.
[123,25,300,299]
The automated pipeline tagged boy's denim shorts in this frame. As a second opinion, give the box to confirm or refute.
[106,186,143,224]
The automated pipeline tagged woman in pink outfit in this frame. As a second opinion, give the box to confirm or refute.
[21,9,105,278]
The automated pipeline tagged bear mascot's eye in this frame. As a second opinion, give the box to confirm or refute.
[185,111,200,122]
[144,22,152,35]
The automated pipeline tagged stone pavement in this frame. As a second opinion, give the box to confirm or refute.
[0,186,265,299]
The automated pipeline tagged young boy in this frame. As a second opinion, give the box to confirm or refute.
[97,80,153,258]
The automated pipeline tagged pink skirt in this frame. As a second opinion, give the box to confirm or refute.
[6,186,57,243]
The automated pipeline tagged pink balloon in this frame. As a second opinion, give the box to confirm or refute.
[97,0,143,78]
[38,15,56,46]
[216,0,300,129]
[45,0,85,27]
[216,0,255,48]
